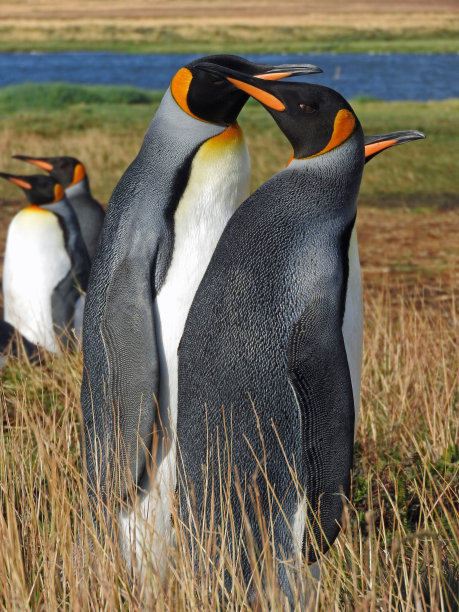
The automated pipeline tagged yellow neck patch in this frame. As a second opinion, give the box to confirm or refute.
[170,67,203,121]
[197,122,244,160]
[303,108,356,160]
[27,205,46,213]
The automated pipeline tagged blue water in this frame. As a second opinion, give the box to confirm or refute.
[0,52,458,101]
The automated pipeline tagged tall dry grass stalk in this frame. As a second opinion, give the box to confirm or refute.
[0,276,457,609]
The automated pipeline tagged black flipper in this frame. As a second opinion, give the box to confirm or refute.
[94,257,159,503]
[51,270,81,347]
[288,294,355,564]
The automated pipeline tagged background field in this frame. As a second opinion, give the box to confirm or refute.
[0,0,458,52]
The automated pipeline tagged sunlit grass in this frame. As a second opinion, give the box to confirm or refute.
[0,276,457,609]
[0,84,457,208]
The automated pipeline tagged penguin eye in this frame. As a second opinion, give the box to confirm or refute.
[299,104,317,113]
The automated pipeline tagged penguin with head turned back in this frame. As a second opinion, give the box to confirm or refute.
[176,66,425,602]
[0,173,90,352]
[79,53,321,570]
[12,155,105,261]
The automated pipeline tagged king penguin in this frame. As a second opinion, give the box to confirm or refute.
[79,54,321,571]
[175,66,426,602]
[12,155,105,261]
[0,173,90,352]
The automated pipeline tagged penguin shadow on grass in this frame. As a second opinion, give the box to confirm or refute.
[84,400,337,609]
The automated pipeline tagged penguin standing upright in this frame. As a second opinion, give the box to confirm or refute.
[13,155,105,261]
[176,66,425,601]
[79,54,321,570]
[0,173,90,352]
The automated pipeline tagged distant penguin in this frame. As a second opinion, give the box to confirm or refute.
[0,173,90,352]
[79,54,321,570]
[176,67,425,600]
[13,155,105,261]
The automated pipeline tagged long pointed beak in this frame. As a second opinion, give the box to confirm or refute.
[255,63,322,80]
[12,155,54,171]
[0,172,32,190]
[196,63,288,111]
[365,130,426,163]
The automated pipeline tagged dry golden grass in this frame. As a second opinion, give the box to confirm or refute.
[0,267,457,609]
[0,85,457,608]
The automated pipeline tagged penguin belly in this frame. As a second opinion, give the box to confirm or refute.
[3,207,71,352]
[118,123,251,571]
[341,225,363,429]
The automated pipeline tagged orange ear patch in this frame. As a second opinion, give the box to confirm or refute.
[53,184,65,202]
[72,163,86,185]
[306,109,356,159]
[8,177,32,190]
[170,67,201,121]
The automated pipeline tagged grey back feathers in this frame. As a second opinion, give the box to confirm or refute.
[176,131,365,593]
[42,198,90,346]
[65,178,105,261]
[81,89,225,505]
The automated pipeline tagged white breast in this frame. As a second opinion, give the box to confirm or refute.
[120,126,251,574]
[3,207,71,352]
[155,124,250,442]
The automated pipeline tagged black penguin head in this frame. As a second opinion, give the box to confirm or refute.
[169,54,322,127]
[364,130,425,163]
[11,155,86,189]
[0,172,65,205]
[195,63,361,158]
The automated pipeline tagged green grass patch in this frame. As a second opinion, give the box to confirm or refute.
[0,26,458,54]
[0,83,457,209]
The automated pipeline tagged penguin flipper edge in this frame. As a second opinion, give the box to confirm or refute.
[287,295,355,564]
[100,257,159,500]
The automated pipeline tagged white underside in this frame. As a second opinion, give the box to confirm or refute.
[3,208,71,352]
[118,130,251,575]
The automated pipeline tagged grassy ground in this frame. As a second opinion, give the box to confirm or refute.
[0,0,458,53]
[0,84,458,608]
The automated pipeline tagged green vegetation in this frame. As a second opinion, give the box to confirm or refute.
[0,83,457,210]
[0,25,458,54]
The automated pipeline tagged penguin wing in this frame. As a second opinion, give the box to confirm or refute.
[51,270,81,348]
[287,294,355,564]
[98,256,158,500]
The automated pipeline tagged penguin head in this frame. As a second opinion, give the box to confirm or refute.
[0,172,65,205]
[364,130,425,163]
[170,54,322,127]
[195,63,362,158]
[11,155,87,189]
